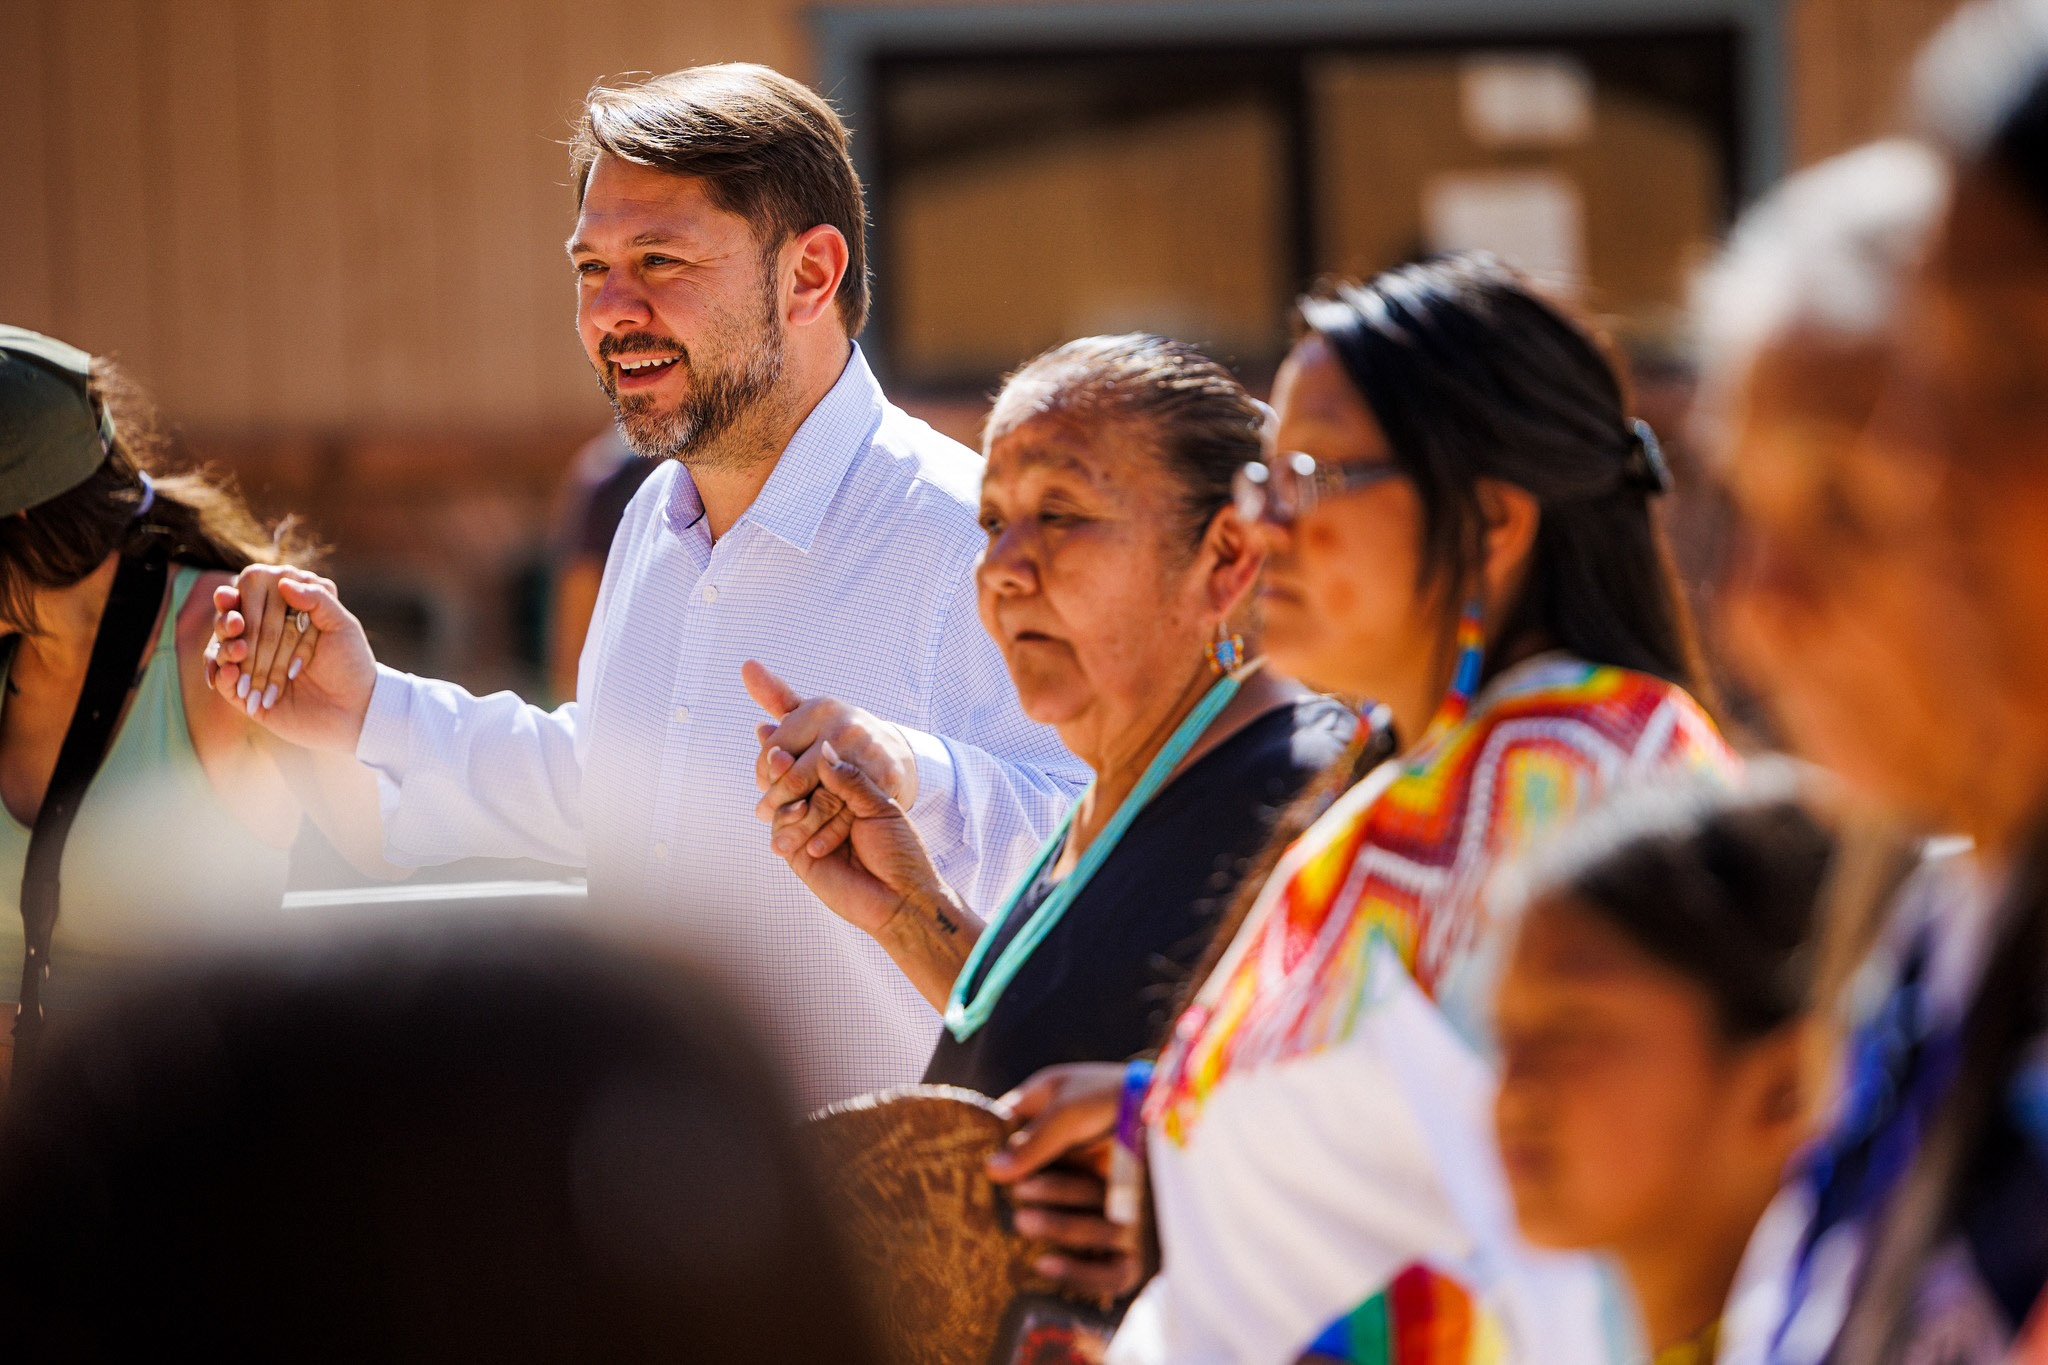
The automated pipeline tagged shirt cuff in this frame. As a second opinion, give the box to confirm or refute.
[902,723,960,822]
[355,664,420,773]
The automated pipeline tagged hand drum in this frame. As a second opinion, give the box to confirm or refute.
[807,1085,1052,1365]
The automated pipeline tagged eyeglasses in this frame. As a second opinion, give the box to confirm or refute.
[1232,452,1402,525]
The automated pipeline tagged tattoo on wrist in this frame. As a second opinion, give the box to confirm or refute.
[932,905,959,936]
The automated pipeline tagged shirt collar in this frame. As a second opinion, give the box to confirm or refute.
[738,343,884,554]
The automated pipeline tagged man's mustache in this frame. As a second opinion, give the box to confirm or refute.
[598,333,690,364]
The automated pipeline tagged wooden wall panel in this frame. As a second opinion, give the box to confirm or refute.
[0,1,59,330]
[344,0,444,426]
[1791,0,1972,166]
[51,0,161,385]
[452,0,551,430]
[156,0,259,427]
[5,0,1993,437]
[248,0,353,429]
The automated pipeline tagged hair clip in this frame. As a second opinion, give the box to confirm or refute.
[1627,418,1673,496]
[1249,397,1278,444]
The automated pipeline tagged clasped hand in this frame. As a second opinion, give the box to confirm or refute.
[743,659,918,853]
[744,661,930,926]
[988,1063,1150,1302]
[203,563,376,754]
[745,661,977,1005]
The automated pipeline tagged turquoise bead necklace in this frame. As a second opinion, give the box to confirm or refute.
[943,667,1246,1041]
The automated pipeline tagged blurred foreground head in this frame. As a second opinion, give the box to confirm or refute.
[1905,0,2048,849]
[1494,769,1835,1354]
[1690,143,1992,832]
[1495,768,1834,1253]
[0,919,879,1364]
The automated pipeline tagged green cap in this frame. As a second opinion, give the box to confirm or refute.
[0,325,116,517]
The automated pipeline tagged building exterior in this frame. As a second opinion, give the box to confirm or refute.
[0,0,1968,694]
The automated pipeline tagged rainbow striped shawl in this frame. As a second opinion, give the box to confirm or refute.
[1147,655,1733,1146]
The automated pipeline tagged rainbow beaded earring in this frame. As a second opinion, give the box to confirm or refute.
[1409,598,1486,761]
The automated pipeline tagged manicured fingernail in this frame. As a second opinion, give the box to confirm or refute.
[766,747,791,775]
[237,675,250,699]
[820,740,840,764]
[287,658,302,680]
[245,692,260,717]
[262,684,279,709]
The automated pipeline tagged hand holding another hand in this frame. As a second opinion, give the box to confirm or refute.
[206,565,377,755]
[744,659,919,862]
[773,738,953,938]
[989,1062,1148,1301]
[744,661,975,1009]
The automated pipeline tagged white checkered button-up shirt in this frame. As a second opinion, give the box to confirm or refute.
[356,346,1087,1106]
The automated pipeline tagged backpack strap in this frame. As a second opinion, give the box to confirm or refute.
[12,548,170,1080]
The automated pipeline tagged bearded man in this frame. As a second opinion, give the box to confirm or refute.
[208,66,1085,1106]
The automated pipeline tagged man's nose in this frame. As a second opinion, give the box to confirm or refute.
[587,270,653,334]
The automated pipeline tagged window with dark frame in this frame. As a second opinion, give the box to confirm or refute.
[858,25,1745,397]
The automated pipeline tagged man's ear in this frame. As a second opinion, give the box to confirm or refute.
[1475,478,1542,607]
[1203,504,1266,619]
[782,224,850,330]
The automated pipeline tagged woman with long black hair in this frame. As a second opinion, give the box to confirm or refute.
[989,254,1737,1364]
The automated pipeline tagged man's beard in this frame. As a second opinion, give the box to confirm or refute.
[596,287,785,472]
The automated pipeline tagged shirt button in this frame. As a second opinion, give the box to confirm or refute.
[700,583,719,604]
[652,841,669,861]
[673,705,691,725]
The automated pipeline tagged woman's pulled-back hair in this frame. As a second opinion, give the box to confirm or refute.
[995,333,1265,553]
[1518,767,1837,1044]
[0,357,318,635]
[1174,260,1711,1018]
[1300,252,1706,696]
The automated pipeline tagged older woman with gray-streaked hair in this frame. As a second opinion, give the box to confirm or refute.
[751,333,1355,1104]
[1689,139,1989,828]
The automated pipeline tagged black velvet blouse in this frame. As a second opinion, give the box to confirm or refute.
[922,697,1355,1098]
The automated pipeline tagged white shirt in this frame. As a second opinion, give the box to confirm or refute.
[1111,791,1609,1365]
[356,346,1087,1106]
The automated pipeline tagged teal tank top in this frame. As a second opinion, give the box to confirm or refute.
[0,566,294,1009]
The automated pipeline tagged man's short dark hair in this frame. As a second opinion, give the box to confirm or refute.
[571,64,871,336]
